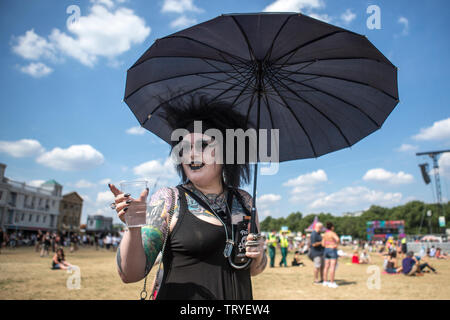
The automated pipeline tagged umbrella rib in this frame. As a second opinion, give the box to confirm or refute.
[151,35,248,65]
[262,90,276,133]
[277,66,398,101]
[141,75,240,127]
[275,70,383,127]
[272,30,346,64]
[268,69,353,148]
[197,64,257,105]
[263,14,295,63]
[230,64,258,106]
[273,56,391,67]
[194,74,249,90]
[199,57,253,87]
[130,55,249,71]
[244,90,257,129]
[125,70,241,100]
[264,76,318,157]
[230,16,256,61]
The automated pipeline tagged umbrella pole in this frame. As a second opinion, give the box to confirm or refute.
[249,61,263,235]
[250,162,258,234]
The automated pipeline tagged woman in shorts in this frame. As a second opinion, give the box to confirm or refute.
[322,222,339,288]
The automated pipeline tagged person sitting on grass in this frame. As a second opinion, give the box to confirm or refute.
[292,250,305,267]
[435,248,448,260]
[359,249,371,264]
[384,251,402,274]
[415,254,438,274]
[402,251,437,276]
[351,250,360,264]
[52,247,73,270]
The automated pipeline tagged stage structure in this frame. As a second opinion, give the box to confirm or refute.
[366,220,405,241]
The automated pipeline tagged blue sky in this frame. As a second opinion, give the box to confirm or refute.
[1,0,449,225]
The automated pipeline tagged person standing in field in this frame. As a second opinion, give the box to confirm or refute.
[266,230,278,268]
[35,230,42,253]
[322,222,339,288]
[279,230,289,267]
[310,222,324,284]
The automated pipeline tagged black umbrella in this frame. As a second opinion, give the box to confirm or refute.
[124,12,399,234]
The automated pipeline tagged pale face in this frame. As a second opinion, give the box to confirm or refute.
[180,132,223,188]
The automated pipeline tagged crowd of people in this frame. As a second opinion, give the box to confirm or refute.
[262,223,448,290]
[0,229,123,254]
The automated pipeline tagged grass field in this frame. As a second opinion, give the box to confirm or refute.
[1,246,449,300]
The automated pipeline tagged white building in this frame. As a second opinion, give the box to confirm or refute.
[86,215,113,233]
[342,211,364,217]
[0,163,62,233]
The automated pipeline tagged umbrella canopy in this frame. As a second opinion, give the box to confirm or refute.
[124,12,399,235]
[124,12,399,162]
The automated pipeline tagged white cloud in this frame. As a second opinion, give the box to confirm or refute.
[11,3,150,70]
[257,194,281,206]
[283,170,328,204]
[255,193,282,218]
[161,0,203,14]
[0,139,45,158]
[11,29,57,61]
[363,168,414,184]
[283,169,327,187]
[340,9,356,25]
[74,179,96,188]
[263,0,324,12]
[90,0,115,8]
[99,178,112,185]
[27,180,46,188]
[50,5,150,67]
[36,144,105,171]
[398,16,409,36]
[80,194,92,202]
[308,186,403,213]
[133,158,177,183]
[413,118,450,141]
[19,62,53,78]
[125,126,146,135]
[396,143,419,153]
[307,12,332,23]
[96,190,115,204]
[170,15,197,29]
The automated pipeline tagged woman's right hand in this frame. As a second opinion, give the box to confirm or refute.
[108,184,149,224]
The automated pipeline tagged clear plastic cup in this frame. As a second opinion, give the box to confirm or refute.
[119,180,148,228]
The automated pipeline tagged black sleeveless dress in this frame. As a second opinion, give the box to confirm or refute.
[156,185,253,300]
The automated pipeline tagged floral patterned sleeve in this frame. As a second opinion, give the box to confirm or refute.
[141,187,178,276]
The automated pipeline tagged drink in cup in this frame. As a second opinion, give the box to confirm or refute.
[119,180,148,228]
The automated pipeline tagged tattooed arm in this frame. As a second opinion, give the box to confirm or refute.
[116,187,178,283]
[237,189,267,277]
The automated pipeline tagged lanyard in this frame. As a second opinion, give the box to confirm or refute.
[179,185,235,258]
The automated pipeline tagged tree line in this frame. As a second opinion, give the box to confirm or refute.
[260,201,450,239]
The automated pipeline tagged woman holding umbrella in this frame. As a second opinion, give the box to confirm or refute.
[110,96,267,300]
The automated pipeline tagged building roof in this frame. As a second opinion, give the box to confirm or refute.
[62,192,84,202]
[42,179,62,186]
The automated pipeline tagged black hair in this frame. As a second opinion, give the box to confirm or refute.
[326,222,334,230]
[162,94,252,188]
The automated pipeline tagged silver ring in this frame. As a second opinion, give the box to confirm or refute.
[110,202,116,210]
